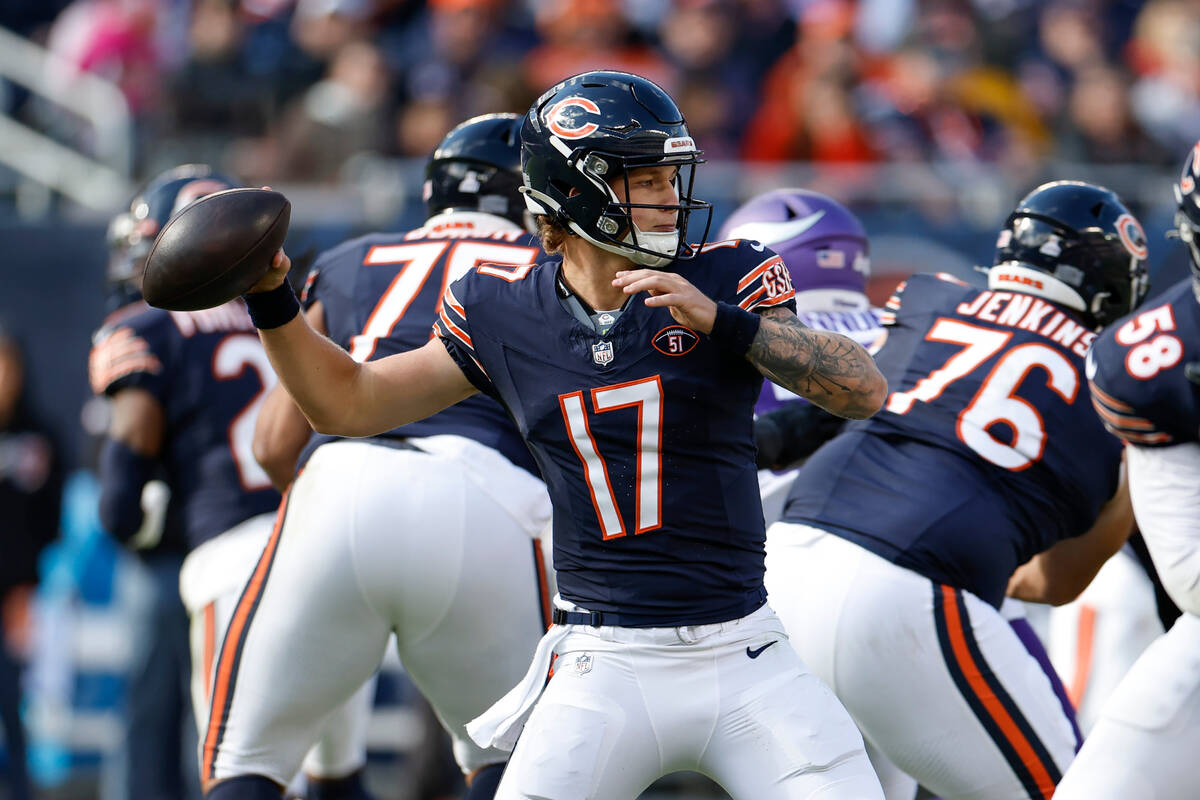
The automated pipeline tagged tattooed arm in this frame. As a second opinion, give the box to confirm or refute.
[748,307,886,419]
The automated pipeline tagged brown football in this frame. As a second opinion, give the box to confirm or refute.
[142,188,290,311]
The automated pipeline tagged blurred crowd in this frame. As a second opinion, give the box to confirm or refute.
[2,0,1198,186]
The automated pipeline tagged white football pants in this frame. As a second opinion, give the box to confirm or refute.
[765,523,1078,800]
[180,511,375,782]
[200,437,552,786]
[490,603,884,799]
[1054,611,1200,799]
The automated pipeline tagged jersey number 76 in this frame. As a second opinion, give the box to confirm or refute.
[885,318,1078,471]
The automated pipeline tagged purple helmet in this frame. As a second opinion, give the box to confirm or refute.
[719,189,870,309]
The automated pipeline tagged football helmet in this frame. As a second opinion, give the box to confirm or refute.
[1172,140,1200,299]
[720,189,870,311]
[991,180,1149,329]
[109,164,238,295]
[425,113,527,229]
[520,70,712,267]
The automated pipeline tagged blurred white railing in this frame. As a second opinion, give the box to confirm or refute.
[0,25,133,213]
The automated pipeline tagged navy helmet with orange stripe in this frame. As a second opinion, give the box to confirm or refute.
[990,180,1149,330]
[520,70,712,268]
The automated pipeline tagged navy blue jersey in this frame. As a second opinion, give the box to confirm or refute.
[435,239,797,626]
[89,300,280,550]
[1088,278,1200,447]
[297,212,543,474]
[782,273,1122,607]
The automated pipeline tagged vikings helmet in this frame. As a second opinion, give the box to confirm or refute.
[520,70,712,267]
[991,181,1149,329]
[720,189,870,311]
[425,113,527,229]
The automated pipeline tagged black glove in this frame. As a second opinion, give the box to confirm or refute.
[754,402,848,471]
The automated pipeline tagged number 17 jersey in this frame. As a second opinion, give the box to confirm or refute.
[781,273,1123,608]
[436,240,797,627]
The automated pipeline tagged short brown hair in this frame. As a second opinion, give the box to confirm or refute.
[535,215,572,256]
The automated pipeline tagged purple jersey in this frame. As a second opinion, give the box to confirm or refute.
[435,239,797,626]
[89,300,280,550]
[298,212,545,474]
[781,273,1122,607]
[1088,278,1200,446]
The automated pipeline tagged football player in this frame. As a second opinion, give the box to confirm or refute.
[201,114,554,800]
[1054,143,1200,799]
[90,165,372,800]
[765,181,1146,799]
[718,188,883,522]
[227,70,887,799]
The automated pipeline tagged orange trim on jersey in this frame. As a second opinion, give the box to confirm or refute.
[737,285,768,310]
[753,290,796,308]
[437,305,473,349]
[444,286,468,319]
[940,586,1056,799]
[1088,382,1135,413]
[736,255,780,292]
[201,489,291,781]
[202,602,216,701]
[1110,429,1173,445]
[1067,604,1096,711]
[1089,398,1156,431]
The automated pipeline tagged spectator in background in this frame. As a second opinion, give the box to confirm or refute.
[1127,0,1200,157]
[1059,64,1164,164]
[234,38,393,182]
[0,323,64,800]
[742,0,876,162]
[521,0,674,97]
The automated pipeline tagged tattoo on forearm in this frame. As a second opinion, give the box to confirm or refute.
[747,308,880,418]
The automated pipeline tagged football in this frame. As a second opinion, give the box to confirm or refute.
[142,188,291,311]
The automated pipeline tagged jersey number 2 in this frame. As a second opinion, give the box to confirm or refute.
[560,376,663,539]
[214,334,278,491]
[886,318,1078,471]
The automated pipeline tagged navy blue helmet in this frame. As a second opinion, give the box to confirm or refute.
[991,180,1149,329]
[520,70,712,267]
[1173,140,1200,300]
[109,164,238,300]
[425,113,527,228]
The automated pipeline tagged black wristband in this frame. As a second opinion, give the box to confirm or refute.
[709,302,761,355]
[243,281,300,329]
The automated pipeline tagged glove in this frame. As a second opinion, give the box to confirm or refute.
[754,402,848,471]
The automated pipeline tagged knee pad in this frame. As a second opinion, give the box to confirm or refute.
[464,762,505,800]
[206,774,284,800]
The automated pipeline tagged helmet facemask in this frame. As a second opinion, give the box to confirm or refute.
[525,147,711,268]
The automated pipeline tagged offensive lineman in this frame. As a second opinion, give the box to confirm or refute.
[765,181,1146,799]
[202,113,554,800]
[1054,143,1200,799]
[90,166,373,800]
[230,71,887,799]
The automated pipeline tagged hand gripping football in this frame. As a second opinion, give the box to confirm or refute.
[142,188,291,311]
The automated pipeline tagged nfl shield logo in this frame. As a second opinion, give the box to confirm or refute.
[574,653,593,675]
[592,341,614,366]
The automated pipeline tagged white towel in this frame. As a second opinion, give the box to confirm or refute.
[466,625,569,751]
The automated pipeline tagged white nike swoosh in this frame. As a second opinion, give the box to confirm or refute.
[727,210,826,247]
